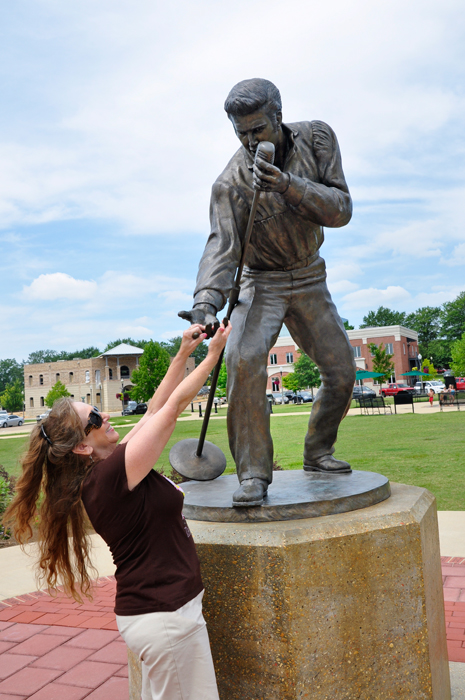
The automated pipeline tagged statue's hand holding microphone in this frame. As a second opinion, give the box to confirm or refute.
[178,141,277,339]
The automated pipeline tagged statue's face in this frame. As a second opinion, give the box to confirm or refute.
[230,108,282,157]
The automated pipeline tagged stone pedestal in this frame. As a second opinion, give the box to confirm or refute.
[127,482,450,699]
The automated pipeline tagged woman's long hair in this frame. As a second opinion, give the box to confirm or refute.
[3,398,97,601]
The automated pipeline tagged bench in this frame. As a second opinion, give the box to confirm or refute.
[393,393,414,413]
[356,396,392,415]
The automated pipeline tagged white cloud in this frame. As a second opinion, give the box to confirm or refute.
[22,273,98,300]
[341,285,411,310]
[441,242,465,266]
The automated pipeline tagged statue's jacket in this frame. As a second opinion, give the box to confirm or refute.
[194,120,353,312]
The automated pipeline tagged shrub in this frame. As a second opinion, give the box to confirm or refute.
[0,466,16,541]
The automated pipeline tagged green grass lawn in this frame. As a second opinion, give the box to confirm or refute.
[1,411,463,509]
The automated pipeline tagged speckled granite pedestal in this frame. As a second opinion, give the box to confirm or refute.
[127,481,450,700]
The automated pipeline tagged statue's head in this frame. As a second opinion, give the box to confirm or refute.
[224,78,283,156]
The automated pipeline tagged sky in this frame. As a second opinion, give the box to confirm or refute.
[1,0,464,361]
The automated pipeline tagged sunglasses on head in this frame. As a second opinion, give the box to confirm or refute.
[84,407,103,436]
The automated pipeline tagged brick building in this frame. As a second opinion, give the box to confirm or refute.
[266,326,420,392]
[23,343,195,418]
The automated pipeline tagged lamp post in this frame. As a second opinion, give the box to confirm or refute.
[121,379,125,411]
[418,353,423,392]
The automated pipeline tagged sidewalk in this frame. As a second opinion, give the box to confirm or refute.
[0,514,464,698]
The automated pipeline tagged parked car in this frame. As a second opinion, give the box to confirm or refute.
[270,391,289,405]
[0,410,8,420]
[284,391,296,403]
[122,402,147,416]
[36,410,51,423]
[1,414,24,428]
[413,380,445,394]
[352,385,376,399]
[379,383,415,397]
[296,391,314,403]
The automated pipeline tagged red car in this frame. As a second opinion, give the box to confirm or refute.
[380,383,415,397]
[455,377,465,390]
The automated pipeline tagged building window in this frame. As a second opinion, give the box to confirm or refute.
[403,343,406,355]
[96,392,101,403]
[28,375,33,386]
[385,343,393,354]
[109,368,113,380]
[95,370,100,384]
[40,397,44,407]
[69,372,74,382]
[86,394,91,404]
[370,344,378,357]
[30,397,34,408]
[272,378,280,391]
[353,346,361,358]
[39,374,43,385]
[120,365,130,379]
[56,373,60,382]
[70,394,74,399]
[85,370,90,383]
[270,354,277,365]
[286,352,293,363]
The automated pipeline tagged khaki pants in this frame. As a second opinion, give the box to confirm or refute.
[116,591,219,700]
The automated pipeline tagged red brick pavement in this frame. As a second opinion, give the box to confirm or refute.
[0,561,464,696]
[0,576,128,698]
[442,556,465,663]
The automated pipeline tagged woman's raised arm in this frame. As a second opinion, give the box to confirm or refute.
[124,322,231,490]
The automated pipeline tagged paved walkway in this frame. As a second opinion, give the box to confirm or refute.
[0,514,464,697]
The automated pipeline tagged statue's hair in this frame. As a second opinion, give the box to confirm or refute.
[224,78,282,117]
[3,397,96,602]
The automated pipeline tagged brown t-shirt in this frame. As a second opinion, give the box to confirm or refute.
[82,443,203,615]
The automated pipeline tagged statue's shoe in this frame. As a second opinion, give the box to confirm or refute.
[232,478,268,507]
[303,455,352,473]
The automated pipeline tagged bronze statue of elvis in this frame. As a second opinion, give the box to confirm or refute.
[180,78,356,506]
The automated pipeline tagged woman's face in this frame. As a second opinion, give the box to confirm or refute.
[73,402,119,458]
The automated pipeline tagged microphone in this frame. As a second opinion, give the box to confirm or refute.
[254,141,275,165]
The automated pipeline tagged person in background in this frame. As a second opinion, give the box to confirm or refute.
[428,388,434,407]
[4,322,231,700]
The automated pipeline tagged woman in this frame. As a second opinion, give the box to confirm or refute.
[4,322,230,700]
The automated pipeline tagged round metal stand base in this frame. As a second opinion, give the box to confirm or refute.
[182,469,390,522]
[169,438,227,481]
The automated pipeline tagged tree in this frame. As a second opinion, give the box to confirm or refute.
[441,292,465,344]
[0,359,23,394]
[451,333,465,376]
[26,347,101,364]
[426,339,452,369]
[0,379,24,412]
[160,336,209,367]
[282,372,300,392]
[368,343,395,389]
[404,306,441,346]
[293,352,321,395]
[27,349,60,364]
[61,347,100,360]
[360,306,406,328]
[343,320,354,330]
[130,341,171,402]
[45,380,71,408]
[413,357,438,380]
[215,359,228,398]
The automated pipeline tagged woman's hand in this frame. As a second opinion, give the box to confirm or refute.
[207,320,232,360]
[178,324,207,357]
